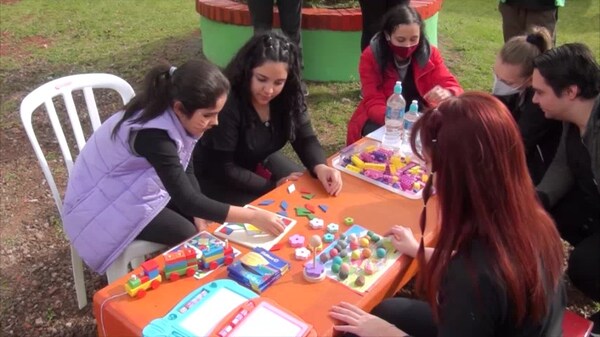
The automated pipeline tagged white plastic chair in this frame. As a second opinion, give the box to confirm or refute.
[20,73,166,309]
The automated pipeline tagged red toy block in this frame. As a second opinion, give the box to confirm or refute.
[305,203,316,213]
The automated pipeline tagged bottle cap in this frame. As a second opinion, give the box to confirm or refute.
[394,81,403,94]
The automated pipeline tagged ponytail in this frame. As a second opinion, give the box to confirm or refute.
[499,26,552,78]
[111,59,229,138]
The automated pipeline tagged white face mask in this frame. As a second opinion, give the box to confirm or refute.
[492,74,524,96]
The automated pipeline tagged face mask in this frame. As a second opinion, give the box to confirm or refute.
[388,41,418,59]
[492,74,524,96]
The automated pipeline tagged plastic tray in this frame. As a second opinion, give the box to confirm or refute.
[332,140,426,199]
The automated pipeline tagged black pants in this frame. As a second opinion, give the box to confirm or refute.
[358,0,408,51]
[498,3,558,44]
[551,188,600,302]
[198,151,303,206]
[247,0,303,67]
[136,201,198,246]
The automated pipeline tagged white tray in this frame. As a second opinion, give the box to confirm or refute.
[332,140,425,199]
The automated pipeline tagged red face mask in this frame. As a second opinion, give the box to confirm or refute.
[388,42,418,59]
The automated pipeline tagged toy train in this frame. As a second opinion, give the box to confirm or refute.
[125,240,235,298]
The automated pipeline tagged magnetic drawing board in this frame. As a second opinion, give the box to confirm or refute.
[142,279,258,337]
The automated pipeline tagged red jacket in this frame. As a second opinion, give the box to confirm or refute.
[346,43,463,145]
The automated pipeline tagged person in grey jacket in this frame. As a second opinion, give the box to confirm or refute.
[532,42,599,331]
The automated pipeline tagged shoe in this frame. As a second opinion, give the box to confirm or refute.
[301,81,309,97]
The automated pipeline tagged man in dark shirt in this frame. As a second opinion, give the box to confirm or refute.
[532,43,600,331]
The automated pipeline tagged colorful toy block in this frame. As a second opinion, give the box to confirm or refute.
[258,199,274,206]
[327,223,339,234]
[309,218,324,229]
[344,217,354,226]
[318,204,328,213]
[305,203,316,213]
[288,234,305,248]
[287,184,296,194]
[323,233,335,243]
[294,247,311,260]
[277,210,288,217]
[280,200,288,211]
[302,193,315,200]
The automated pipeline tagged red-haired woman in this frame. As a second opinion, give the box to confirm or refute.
[330,92,566,337]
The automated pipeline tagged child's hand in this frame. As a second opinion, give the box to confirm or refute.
[193,217,212,232]
[314,164,343,196]
[250,209,285,236]
[385,225,419,257]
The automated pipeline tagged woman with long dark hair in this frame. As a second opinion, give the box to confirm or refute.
[331,92,566,336]
[62,59,286,274]
[346,4,462,145]
[194,31,342,205]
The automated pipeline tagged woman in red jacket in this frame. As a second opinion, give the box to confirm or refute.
[346,5,463,145]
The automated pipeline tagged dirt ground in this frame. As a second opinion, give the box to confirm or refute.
[0,20,597,337]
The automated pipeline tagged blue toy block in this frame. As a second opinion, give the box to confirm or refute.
[277,210,288,217]
[280,200,288,211]
[318,204,329,213]
[258,199,275,206]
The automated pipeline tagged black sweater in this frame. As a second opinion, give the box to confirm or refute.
[193,92,327,195]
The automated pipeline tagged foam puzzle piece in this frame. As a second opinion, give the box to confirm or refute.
[318,204,329,213]
[280,200,288,211]
[302,193,315,200]
[295,247,311,260]
[287,184,296,193]
[305,203,316,213]
[258,199,274,206]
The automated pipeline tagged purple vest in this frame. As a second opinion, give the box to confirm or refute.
[62,108,197,273]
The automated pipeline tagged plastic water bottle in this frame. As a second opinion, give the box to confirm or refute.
[381,81,406,151]
[400,100,420,155]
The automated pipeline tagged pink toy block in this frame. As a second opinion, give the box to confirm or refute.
[289,234,305,248]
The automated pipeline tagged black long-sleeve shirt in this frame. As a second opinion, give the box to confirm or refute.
[435,240,566,337]
[193,92,327,195]
[496,88,563,184]
[133,128,229,223]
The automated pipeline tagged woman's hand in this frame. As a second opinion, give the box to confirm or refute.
[330,302,406,337]
[314,164,343,196]
[276,172,303,187]
[193,217,212,232]
[424,85,452,107]
[385,225,419,257]
[250,208,286,236]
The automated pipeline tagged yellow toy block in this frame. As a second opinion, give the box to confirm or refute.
[351,155,365,169]
[421,174,429,182]
[364,163,386,171]
[390,156,402,166]
[346,164,362,173]
[365,145,377,152]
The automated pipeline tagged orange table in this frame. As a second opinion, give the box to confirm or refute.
[93,162,439,337]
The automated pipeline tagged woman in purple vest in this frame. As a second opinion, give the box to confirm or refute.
[61,59,286,273]
[193,31,343,206]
